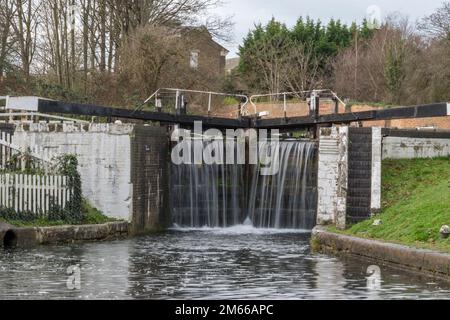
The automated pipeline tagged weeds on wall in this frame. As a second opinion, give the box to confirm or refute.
[52,154,84,223]
[1,151,46,175]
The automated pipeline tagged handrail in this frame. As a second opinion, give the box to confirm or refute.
[133,88,250,117]
[0,111,89,123]
[0,137,54,165]
[249,89,346,117]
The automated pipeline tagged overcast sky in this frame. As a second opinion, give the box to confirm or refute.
[212,0,445,57]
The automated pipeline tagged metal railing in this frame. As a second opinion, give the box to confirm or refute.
[0,111,89,124]
[133,88,250,117]
[0,95,88,123]
[249,89,346,117]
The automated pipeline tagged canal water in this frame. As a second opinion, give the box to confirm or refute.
[0,227,449,300]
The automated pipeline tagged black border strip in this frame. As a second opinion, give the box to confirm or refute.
[382,128,450,139]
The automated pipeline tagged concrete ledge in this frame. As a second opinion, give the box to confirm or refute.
[311,226,450,278]
[1,222,129,247]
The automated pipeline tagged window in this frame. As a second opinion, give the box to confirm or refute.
[190,50,199,70]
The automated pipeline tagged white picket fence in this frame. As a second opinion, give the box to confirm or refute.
[0,173,72,215]
[0,130,73,216]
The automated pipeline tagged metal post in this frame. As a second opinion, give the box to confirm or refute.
[208,92,212,117]
[309,91,317,117]
[315,94,320,118]
[180,94,186,115]
[334,97,339,114]
[175,90,179,114]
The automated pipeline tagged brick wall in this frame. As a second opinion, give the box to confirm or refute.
[130,125,170,234]
[249,101,345,119]
[346,128,373,224]
[352,104,450,129]
[184,28,227,78]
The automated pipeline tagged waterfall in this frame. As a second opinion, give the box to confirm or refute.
[247,141,317,230]
[171,161,244,228]
[171,140,317,229]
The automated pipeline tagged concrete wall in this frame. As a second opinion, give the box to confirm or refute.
[10,123,170,232]
[382,131,450,159]
[317,127,348,228]
[12,123,134,221]
[371,128,382,214]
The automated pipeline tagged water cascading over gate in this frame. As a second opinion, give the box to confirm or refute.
[171,150,245,228]
[247,141,317,229]
[170,140,317,229]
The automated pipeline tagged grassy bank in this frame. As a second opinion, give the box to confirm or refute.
[337,157,450,253]
[0,200,118,227]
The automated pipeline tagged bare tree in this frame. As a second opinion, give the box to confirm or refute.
[283,44,322,94]
[119,25,185,96]
[12,0,40,78]
[0,0,15,77]
[419,1,450,39]
[242,34,291,95]
[0,0,232,102]
[333,16,414,103]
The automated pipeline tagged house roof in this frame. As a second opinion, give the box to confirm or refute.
[181,26,229,54]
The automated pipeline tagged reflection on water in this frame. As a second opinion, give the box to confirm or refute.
[0,228,449,300]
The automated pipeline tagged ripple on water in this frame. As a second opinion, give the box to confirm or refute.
[0,229,449,300]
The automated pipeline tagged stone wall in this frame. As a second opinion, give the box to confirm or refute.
[317,127,348,228]
[1,221,129,247]
[317,126,382,228]
[312,227,450,278]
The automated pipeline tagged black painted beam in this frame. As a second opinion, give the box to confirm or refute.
[36,99,449,130]
[382,128,450,139]
[252,111,376,129]
[37,99,250,129]
[253,103,450,129]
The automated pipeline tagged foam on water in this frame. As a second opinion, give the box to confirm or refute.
[170,223,311,235]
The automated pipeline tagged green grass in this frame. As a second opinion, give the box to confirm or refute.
[0,199,118,228]
[222,97,240,106]
[337,158,450,253]
[347,100,394,109]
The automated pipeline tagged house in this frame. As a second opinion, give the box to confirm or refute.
[182,27,229,77]
[225,57,240,74]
